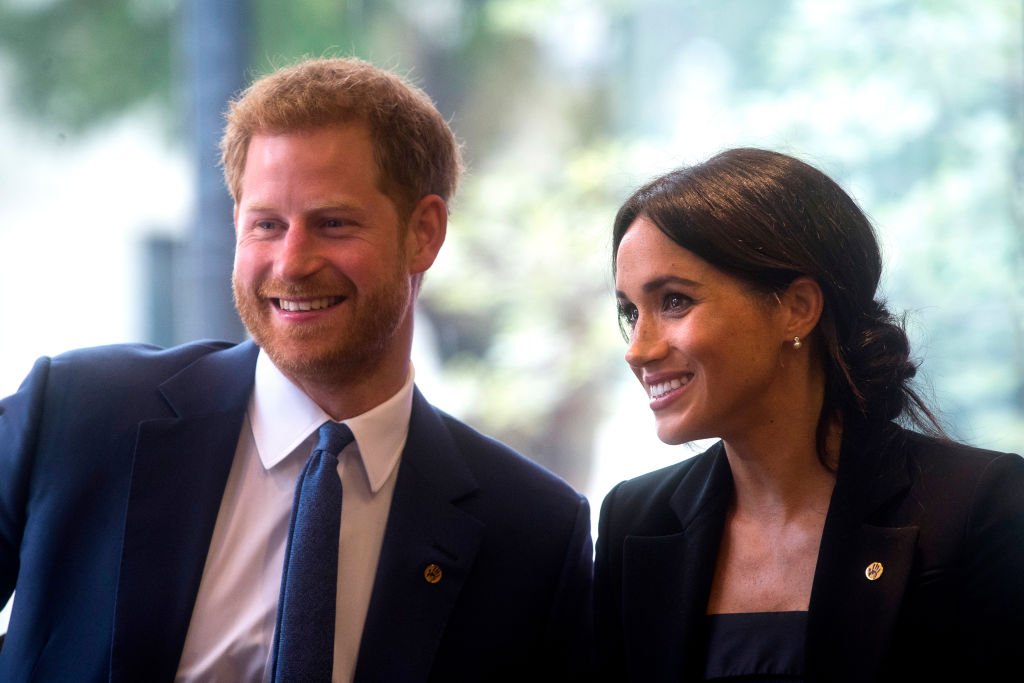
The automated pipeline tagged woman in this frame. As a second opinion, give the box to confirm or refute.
[595,148,1024,682]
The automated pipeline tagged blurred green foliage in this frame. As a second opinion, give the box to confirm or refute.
[1,0,1020,487]
[0,0,175,131]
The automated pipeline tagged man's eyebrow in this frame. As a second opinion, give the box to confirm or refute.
[241,201,366,214]
[308,202,365,213]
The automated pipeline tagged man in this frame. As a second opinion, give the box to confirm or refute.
[0,58,592,682]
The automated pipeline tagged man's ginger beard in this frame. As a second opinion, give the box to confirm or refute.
[233,263,413,387]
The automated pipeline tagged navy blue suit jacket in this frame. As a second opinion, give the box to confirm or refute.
[0,340,592,682]
[595,423,1024,682]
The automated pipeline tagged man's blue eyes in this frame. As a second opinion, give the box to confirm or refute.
[252,219,349,230]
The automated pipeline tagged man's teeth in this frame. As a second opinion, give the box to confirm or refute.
[649,377,689,399]
[278,297,340,312]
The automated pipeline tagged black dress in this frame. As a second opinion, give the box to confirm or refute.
[704,611,807,681]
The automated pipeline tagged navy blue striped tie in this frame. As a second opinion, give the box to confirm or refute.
[271,421,354,682]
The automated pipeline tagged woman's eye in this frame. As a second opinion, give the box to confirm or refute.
[663,293,691,312]
[618,303,638,329]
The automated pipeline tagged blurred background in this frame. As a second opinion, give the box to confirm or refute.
[2,0,1023,627]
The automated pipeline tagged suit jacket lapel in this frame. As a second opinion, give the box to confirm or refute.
[807,424,918,682]
[618,427,919,682]
[110,341,259,683]
[621,444,732,681]
[354,389,482,682]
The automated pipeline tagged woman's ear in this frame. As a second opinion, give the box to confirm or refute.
[779,276,824,341]
[404,194,448,275]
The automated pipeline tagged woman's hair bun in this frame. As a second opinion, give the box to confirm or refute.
[844,301,919,422]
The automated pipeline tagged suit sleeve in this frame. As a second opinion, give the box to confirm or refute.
[960,451,1024,672]
[593,481,627,682]
[0,357,50,606]
[543,493,594,681]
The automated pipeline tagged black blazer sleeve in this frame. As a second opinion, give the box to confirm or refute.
[956,450,1024,671]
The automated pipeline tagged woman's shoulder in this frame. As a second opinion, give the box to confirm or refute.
[618,440,721,491]
[882,427,1024,527]
[599,440,726,535]
[898,428,1023,480]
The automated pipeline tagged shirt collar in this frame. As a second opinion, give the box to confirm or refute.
[249,349,414,493]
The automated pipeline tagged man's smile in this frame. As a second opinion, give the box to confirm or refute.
[274,296,345,312]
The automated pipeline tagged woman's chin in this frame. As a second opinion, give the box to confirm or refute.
[655,425,693,446]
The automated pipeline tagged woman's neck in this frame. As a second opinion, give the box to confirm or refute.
[722,416,841,523]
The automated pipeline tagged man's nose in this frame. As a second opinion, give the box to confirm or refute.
[275,223,323,280]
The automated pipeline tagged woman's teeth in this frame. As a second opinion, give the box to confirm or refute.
[649,376,689,399]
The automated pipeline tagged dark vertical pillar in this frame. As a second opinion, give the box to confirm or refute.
[180,0,249,343]
[143,234,181,347]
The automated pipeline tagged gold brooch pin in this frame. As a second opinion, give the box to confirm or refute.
[865,561,884,581]
[423,563,443,584]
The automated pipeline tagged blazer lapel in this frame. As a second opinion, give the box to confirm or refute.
[621,444,732,681]
[110,341,259,683]
[354,389,483,682]
[806,425,918,683]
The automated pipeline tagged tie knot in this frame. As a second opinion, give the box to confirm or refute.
[316,421,355,456]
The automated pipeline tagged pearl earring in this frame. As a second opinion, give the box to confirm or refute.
[792,336,802,349]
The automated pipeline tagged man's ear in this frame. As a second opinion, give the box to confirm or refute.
[779,276,824,341]
[405,194,448,274]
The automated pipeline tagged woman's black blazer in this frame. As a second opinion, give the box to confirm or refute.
[594,423,1024,682]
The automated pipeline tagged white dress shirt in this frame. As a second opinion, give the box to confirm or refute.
[175,350,412,683]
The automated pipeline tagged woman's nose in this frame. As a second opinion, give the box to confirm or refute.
[624,315,669,369]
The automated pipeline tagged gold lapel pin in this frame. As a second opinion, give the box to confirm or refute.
[423,563,443,584]
[865,561,884,581]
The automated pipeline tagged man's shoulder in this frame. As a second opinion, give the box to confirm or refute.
[433,407,580,498]
[19,339,254,408]
[51,338,240,368]
[418,407,590,570]
[45,339,246,380]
